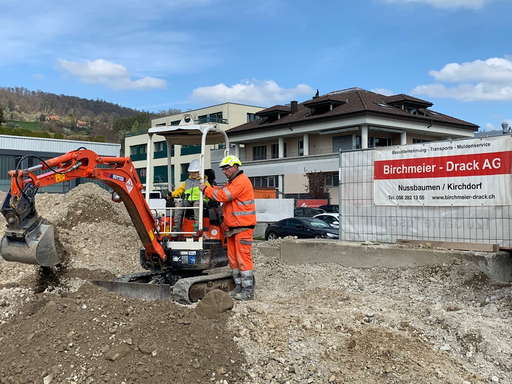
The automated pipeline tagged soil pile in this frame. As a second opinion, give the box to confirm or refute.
[0,183,511,383]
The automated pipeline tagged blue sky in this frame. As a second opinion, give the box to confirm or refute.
[1,0,511,131]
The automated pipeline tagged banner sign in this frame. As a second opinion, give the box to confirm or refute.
[297,199,328,208]
[374,136,512,206]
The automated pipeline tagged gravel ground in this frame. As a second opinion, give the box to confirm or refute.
[0,183,511,383]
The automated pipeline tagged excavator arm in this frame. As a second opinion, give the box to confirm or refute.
[0,148,166,267]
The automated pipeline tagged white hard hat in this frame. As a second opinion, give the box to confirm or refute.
[188,159,200,172]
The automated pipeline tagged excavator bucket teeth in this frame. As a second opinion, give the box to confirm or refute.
[92,280,172,302]
[0,222,61,267]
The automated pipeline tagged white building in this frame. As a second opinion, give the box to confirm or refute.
[125,103,263,192]
[225,88,479,203]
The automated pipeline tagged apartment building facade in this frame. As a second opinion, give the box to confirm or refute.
[225,88,479,203]
[125,103,263,191]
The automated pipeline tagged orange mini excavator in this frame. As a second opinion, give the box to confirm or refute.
[0,115,234,303]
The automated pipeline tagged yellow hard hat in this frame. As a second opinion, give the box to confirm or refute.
[219,155,242,168]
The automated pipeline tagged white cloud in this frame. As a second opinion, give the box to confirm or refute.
[57,59,167,91]
[384,0,501,9]
[190,80,314,106]
[371,88,394,96]
[412,57,512,101]
[429,58,512,82]
[58,59,128,80]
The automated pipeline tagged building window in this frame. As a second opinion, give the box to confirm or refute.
[197,112,225,124]
[324,173,339,187]
[249,176,278,188]
[154,141,168,159]
[180,163,189,182]
[136,168,146,184]
[247,113,259,122]
[181,144,201,155]
[170,120,180,126]
[210,112,223,123]
[298,141,304,156]
[154,165,168,183]
[271,144,279,159]
[413,138,432,143]
[155,141,165,152]
[252,146,267,160]
[356,136,392,148]
[333,135,353,152]
[130,144,147,161]
[370,137,392,147]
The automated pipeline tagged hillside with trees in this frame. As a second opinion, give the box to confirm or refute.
[0,87,181,143]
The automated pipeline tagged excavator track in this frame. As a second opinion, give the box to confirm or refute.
[92,270,233,304]
[172,271,233,304]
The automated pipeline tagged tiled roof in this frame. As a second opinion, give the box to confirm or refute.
[227,88,478,135]
[384,94,433,107]
[256,105,291,116]
[303,95,346,108]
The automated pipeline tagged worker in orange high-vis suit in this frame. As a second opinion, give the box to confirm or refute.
[199,155,256,301]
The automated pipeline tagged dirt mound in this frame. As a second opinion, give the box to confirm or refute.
[0,281,245,384]
[34,183,144,274]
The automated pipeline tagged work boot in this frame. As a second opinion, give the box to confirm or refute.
[228,268,242,298]
[234,270,254,301]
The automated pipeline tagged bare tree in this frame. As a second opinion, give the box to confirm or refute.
[304,169,328,199]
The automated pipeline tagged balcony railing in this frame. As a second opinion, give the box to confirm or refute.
[196,117,228,124]
[242,147,337,162]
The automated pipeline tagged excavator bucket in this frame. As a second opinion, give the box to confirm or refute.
[0,221,61,267]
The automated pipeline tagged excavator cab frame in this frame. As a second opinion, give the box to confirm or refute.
[145,114,230,249]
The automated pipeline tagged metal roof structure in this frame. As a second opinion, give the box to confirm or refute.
[0,135,120,157]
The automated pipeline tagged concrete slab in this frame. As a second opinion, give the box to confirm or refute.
[256,239,512,283]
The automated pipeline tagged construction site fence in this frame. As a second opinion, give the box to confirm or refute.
[340,143,512,247]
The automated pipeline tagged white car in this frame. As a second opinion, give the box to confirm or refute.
[313,213,339,229]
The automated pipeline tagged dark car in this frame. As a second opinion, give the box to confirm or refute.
[294,207,325,217]
[319,204,339,213]
[265,217,339,240]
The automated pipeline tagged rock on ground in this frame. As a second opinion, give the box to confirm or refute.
[0,183,511,383]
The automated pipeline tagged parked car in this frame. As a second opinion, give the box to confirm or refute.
[265,217,339,240]
[314,213,339,229]
[319,204,339,213]
[294,207,325,217]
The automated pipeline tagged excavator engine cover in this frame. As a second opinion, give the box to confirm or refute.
[0,219,60,267]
